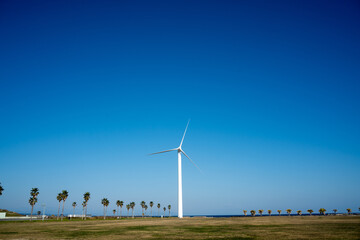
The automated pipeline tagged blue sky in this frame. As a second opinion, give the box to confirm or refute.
[0,0,359,216]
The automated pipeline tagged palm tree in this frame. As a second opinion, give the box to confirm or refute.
[104,199,109,218]
[150,201,154,217]
[346,208,351,215]
[37,210,41,216]
[56,193,62,220]
[333,209,337,215]
[0,182,4,196]
[297,210,302,216]
[130,202,135,218]
[116,200,121,219]
[250,210,256,216]
[113,209,116,218]
[144,205,148,216]
[101,198,110,220]
[140,201,145,217]
[29,197,37,221]
[319,208,326,215]
[83,192,90,220]
[126,204,130,217]
[268,210,272,216]
[243,210,247,216]
[157,203,161,216]
[119,201,124,218]
[28,188,39,221]
[286,209,292,216]
[258,209,263,216]
[277,210,281,216]
[60,190,68,221]
[307,209,313,216]
[163,207,166,216]
[82,201,86,220]
[168,205,171,217]
[72,202,77,219]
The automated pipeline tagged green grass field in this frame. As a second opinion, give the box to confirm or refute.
[0,215,359,239]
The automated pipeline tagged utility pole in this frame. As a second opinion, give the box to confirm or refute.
[41,204,46,221]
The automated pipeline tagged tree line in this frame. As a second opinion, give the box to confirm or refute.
[244,208,355,216]
[17,187,172,220]
[0,184,358,219]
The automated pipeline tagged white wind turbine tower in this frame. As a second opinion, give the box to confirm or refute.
[150,121,201,219]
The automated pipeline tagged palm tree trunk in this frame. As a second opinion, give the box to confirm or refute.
[132,209,134,218]
[61,201,65,221]
[85,206,87,220]
[73,207,75,220]
[104,206,106,220]
[30,205,34,221]
[57,202,61,220]
[120,207,122,218]
[151,208,152,217]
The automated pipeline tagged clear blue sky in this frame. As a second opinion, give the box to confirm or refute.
[0,0,359,216]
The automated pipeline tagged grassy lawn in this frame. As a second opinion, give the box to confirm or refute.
[0,215,359,239]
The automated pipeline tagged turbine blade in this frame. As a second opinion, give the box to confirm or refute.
[181,149,202,173]
[149,148,178,155]
[180,119,190,147]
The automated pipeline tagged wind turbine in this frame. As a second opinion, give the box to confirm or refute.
[150,121,200,219]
